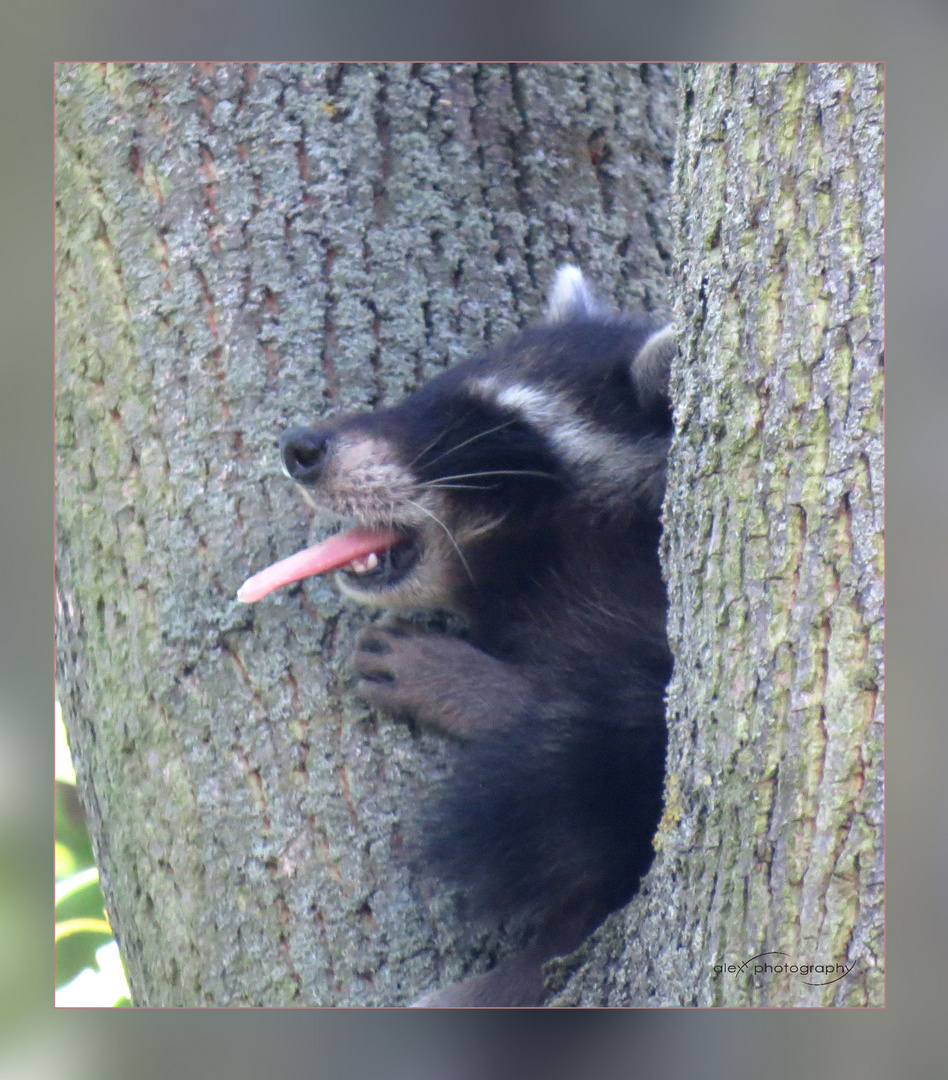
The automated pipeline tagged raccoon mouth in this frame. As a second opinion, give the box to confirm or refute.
[236,524,419,604]
[340,531,420,590]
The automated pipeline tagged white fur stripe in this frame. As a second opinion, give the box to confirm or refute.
[470,376,666,499]
[489,381,618,465]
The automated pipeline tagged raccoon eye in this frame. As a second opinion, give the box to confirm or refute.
[281,427,330,484]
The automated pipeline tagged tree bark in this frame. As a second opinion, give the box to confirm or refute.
[55,61,677,1005]
[552,63,884,1006]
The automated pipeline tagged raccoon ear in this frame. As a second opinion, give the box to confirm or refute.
[544,266,605,323]
[631,324,677,409]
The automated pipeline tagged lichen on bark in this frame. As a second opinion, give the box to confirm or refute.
[554,62,883,1008]
[55,61,678,1005]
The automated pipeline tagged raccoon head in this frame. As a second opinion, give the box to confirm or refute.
[237,268,676,612]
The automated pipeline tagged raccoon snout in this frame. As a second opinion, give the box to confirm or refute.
[281,427,330,485]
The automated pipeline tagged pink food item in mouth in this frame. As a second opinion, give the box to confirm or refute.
[236,525,402,603]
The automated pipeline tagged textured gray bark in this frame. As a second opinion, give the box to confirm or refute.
[553,63,884,1006]
[55,61,677,1005]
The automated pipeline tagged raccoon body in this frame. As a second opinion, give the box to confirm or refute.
[245,268,677,1005]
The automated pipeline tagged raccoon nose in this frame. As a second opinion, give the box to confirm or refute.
[281,426,330,484]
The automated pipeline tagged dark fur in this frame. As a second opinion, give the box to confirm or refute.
[280,271,675,1005]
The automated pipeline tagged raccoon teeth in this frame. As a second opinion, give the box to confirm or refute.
[349,552,380,574]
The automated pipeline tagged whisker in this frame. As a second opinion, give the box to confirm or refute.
[420,469,560,484]
[415,417,521,471]
[418,482,499,491]
[406,418,465,470]
[406,499,476,587]
[406,406,494,469]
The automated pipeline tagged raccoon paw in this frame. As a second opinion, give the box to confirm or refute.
[353,624,532,739]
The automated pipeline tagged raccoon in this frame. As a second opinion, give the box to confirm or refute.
[238,267,678,1006]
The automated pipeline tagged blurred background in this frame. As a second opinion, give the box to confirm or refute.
[6,0,945,1075]
[55,699,130,1007]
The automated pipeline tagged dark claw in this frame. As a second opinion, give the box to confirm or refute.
[358,670,396,686]
[357,632,394,655]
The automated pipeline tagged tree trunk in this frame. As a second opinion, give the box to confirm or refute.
[552,63,884,1006]
[55,61,677,1005]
